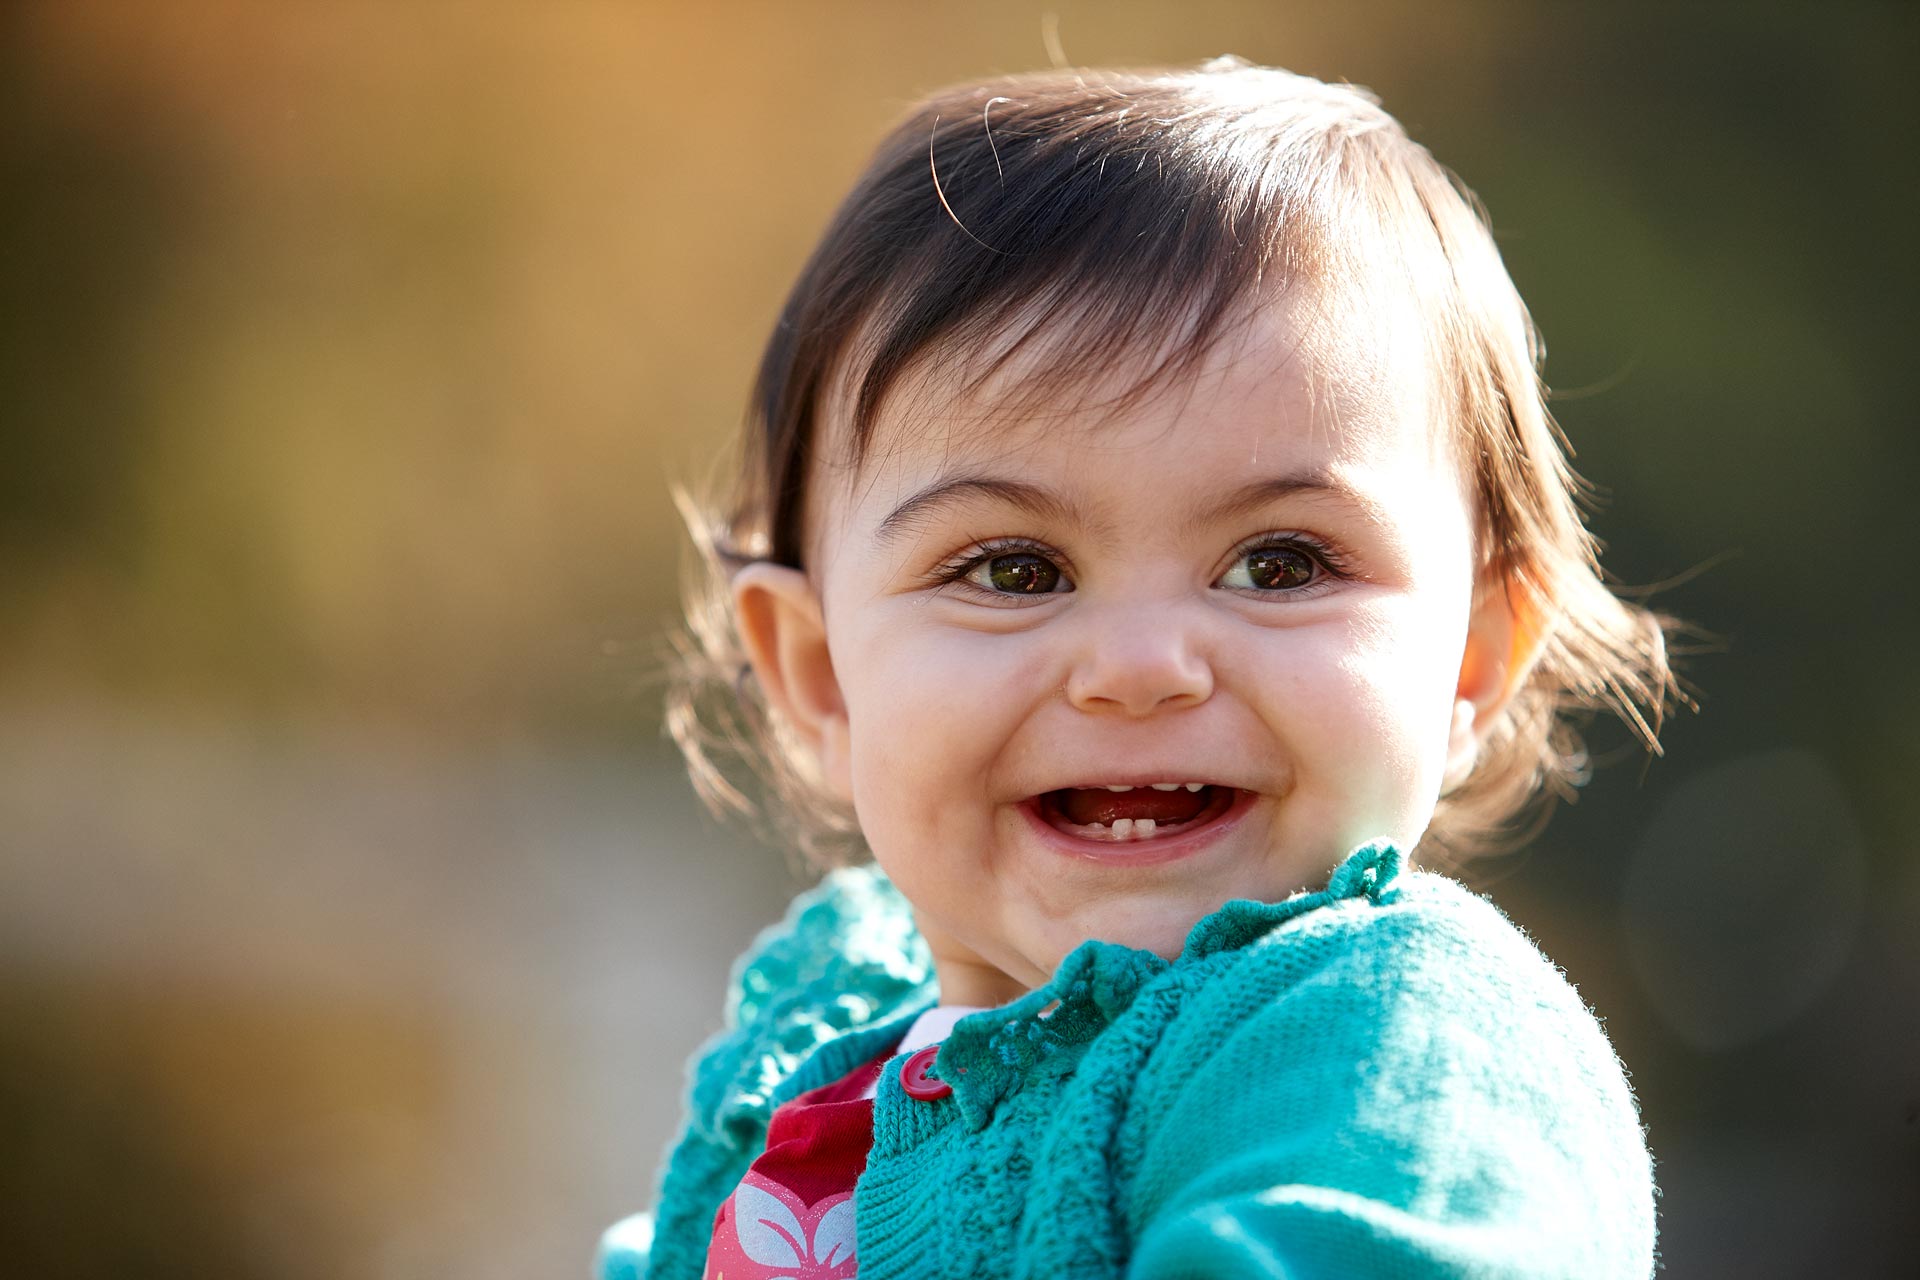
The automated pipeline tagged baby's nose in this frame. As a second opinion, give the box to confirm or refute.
[1063,608,1214,716]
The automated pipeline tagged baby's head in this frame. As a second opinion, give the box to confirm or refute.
[671,60,1677,1003]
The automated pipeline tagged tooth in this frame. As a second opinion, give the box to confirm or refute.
[1105,784,1133,792]
[1184,782,1204,792]
[1111,818,1135,839]
[1134,818,1157,838]
[1151,782,1180,791]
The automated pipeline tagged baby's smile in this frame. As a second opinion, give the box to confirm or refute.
[1027,782,1239,843]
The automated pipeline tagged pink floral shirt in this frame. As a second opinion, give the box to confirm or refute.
[702,1055,881,1279]
[702,1006,979,1280]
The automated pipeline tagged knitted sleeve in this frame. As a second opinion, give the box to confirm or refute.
[1125,882,1655,1280]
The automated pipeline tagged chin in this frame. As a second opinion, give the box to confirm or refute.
[1038,897,1219,965]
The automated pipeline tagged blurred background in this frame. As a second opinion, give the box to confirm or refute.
[2,2,1915,1277]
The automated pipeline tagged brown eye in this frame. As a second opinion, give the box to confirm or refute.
[983,553,1063,594]
[1222,543,1320,591]
[960,548,1067,594]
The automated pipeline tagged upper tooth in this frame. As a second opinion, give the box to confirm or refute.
[1150,782,1181,791]
[1184,782,1205,792]
[1104,784,1134,792]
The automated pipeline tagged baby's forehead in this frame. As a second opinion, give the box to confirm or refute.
[825,283,1447,492]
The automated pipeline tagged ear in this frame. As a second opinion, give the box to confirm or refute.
[732,562,854,802]
[1447,577,1546,783]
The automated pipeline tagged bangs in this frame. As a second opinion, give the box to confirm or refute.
[751,63,1400,568]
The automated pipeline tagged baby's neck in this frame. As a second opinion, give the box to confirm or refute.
[929,953,1031,1009]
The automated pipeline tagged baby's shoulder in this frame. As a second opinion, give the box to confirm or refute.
[1149,862,1626,1096]
[1230,863,1583,1006]
[1117,858,1656,1272]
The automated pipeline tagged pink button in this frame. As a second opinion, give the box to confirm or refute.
[899,1045,951,1100]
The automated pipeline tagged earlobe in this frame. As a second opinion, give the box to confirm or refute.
[1448,578,1546,780]
[732,562,854,801]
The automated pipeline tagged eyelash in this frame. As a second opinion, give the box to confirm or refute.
[928,533,1351,602]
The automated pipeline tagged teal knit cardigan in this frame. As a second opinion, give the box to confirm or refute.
[599,842,1656,1278]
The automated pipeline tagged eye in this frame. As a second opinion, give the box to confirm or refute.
[965,551,1070,595]
[1217,541,1324,592]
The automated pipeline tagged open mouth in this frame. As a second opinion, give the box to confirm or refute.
[1031,783,1240,844]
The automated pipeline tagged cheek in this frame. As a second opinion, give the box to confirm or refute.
[1255,596,1468,816]
[829,609,1051,819]
[1344,596,1474,806]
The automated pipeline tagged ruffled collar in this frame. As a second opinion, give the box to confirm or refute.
[706,840,1406,1146]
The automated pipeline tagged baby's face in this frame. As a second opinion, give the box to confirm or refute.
[766,292,1515,1005]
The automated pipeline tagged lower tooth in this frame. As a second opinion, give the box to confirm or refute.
[1134,818,1156,838]
[1111,818,1135,839]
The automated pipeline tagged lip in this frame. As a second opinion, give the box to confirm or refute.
[1015,787,1259,868]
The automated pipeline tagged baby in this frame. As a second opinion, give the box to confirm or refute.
[603,58,1676,1280]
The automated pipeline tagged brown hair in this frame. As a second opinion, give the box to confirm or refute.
[667,59,1684,868]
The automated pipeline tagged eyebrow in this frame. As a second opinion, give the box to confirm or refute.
[872,466,1378,547]
[873,475,1092,546]
[1185,469,1385,537]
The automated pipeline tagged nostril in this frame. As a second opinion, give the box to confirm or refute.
[1066,673,1213,716]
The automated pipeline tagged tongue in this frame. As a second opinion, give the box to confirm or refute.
[1057,787,1209,826]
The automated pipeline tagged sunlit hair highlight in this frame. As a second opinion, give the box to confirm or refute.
[667,59,1684,868]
